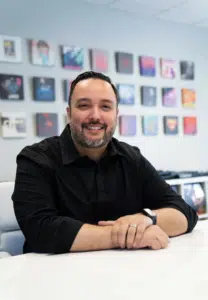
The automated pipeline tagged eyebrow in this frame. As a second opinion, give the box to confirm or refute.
[76,98,114,104]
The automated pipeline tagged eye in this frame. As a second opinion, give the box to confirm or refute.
[78,104,88,109]
[102,105,111,111]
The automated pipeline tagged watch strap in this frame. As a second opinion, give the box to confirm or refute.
[141,209,157,225]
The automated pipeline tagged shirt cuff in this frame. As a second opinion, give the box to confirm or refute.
[54,217,84,254]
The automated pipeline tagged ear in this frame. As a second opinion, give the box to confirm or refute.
[66,106,71,122]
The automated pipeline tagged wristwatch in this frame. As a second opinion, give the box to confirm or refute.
[141,208,157,225]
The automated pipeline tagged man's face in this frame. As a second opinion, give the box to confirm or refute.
[67,78,118,149]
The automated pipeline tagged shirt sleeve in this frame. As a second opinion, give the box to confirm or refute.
[12,152,84,254]
[138,153,198,233]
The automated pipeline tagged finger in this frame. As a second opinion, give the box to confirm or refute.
[150,239,161,250]
[98,221,115,226]
[111,222,120,248]
[126,225,137,249]
[138,237,149,249]
[158,233,169,249]
[133,224,147,248]
[118,223,129,249]
[155,227,169,249]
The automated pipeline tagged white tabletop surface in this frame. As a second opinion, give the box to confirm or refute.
[0,220,208,300]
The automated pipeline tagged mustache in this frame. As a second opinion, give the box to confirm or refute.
[81,122,107,129]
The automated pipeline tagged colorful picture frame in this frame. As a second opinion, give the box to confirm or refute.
[0,35,22,63]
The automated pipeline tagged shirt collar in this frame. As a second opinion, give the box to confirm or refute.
[59,125,123,165]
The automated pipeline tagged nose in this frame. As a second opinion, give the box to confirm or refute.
[89,106,101,120]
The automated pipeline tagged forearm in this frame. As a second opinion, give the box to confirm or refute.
[152,208,188,237]
[70,224,114,252]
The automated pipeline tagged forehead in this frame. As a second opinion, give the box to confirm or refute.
[72,78,117,101]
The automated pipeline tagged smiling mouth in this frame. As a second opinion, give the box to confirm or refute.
[86,125,104,129]
[83,124,105,130]
[82,124,105,135]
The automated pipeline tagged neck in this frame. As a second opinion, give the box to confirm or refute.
[73,140,107,161]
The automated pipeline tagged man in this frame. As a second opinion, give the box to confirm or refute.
[12,71,198,254]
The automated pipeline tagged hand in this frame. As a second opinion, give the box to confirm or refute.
[98,214,153,249]
[137,225,169,250]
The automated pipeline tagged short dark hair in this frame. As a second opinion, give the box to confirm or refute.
[68,71,118,106]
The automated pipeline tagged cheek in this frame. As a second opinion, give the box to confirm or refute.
[70,109,89,124]
[70,115,84,127]
[106,115,117,126]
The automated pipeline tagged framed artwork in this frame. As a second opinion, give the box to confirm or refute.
[181,89,196,108]
[115,52,133,74]
[119,115,137,136]
[163,116,178,135]
[162,88,177,107]
[180,61,194,80]
[89,49,108,72]
[183,116,197,135]
[35,113,58,137]
[139,56,156,77]
[33,77,55,101]
[141,86,157,106]
[142,116,158,136]
[184,183,206,215]
[0,35,22,63]
[160,59,176,79]
[0,74,24,100]
[61,45,84,70]
[117,84,135,105]
[0,112,26,138]
[30,39,55,66]
[64,79,73,102]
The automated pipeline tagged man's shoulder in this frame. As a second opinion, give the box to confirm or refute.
[112,138,142,162]
[17,136,61,168]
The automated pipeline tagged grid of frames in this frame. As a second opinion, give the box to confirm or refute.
[0,35,197,139]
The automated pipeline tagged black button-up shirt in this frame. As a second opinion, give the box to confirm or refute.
[12,125,198,254]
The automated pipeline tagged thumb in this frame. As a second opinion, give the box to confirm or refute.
[98,220,115,226]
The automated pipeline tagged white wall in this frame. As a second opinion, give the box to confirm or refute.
[0,0,208,181]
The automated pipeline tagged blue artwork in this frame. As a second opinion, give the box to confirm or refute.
[33,77,55,102]
[62,46,84,70]
[162,88,177,107]
[139,56,156,77]
[0,74,24,100]
[141,86,157,106]
[117,84,135,105]
[142,116,158,136]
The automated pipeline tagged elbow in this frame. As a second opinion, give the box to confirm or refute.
[18,219,58,254]
[186,207,199,233]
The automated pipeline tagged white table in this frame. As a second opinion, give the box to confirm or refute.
[0,221,208,300]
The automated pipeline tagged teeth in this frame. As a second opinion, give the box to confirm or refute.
[87,126,102,130]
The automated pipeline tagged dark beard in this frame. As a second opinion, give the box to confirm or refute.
[69,122,116,149]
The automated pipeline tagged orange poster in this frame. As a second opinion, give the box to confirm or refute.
[181,89,196,108]
[183,116,197,135]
